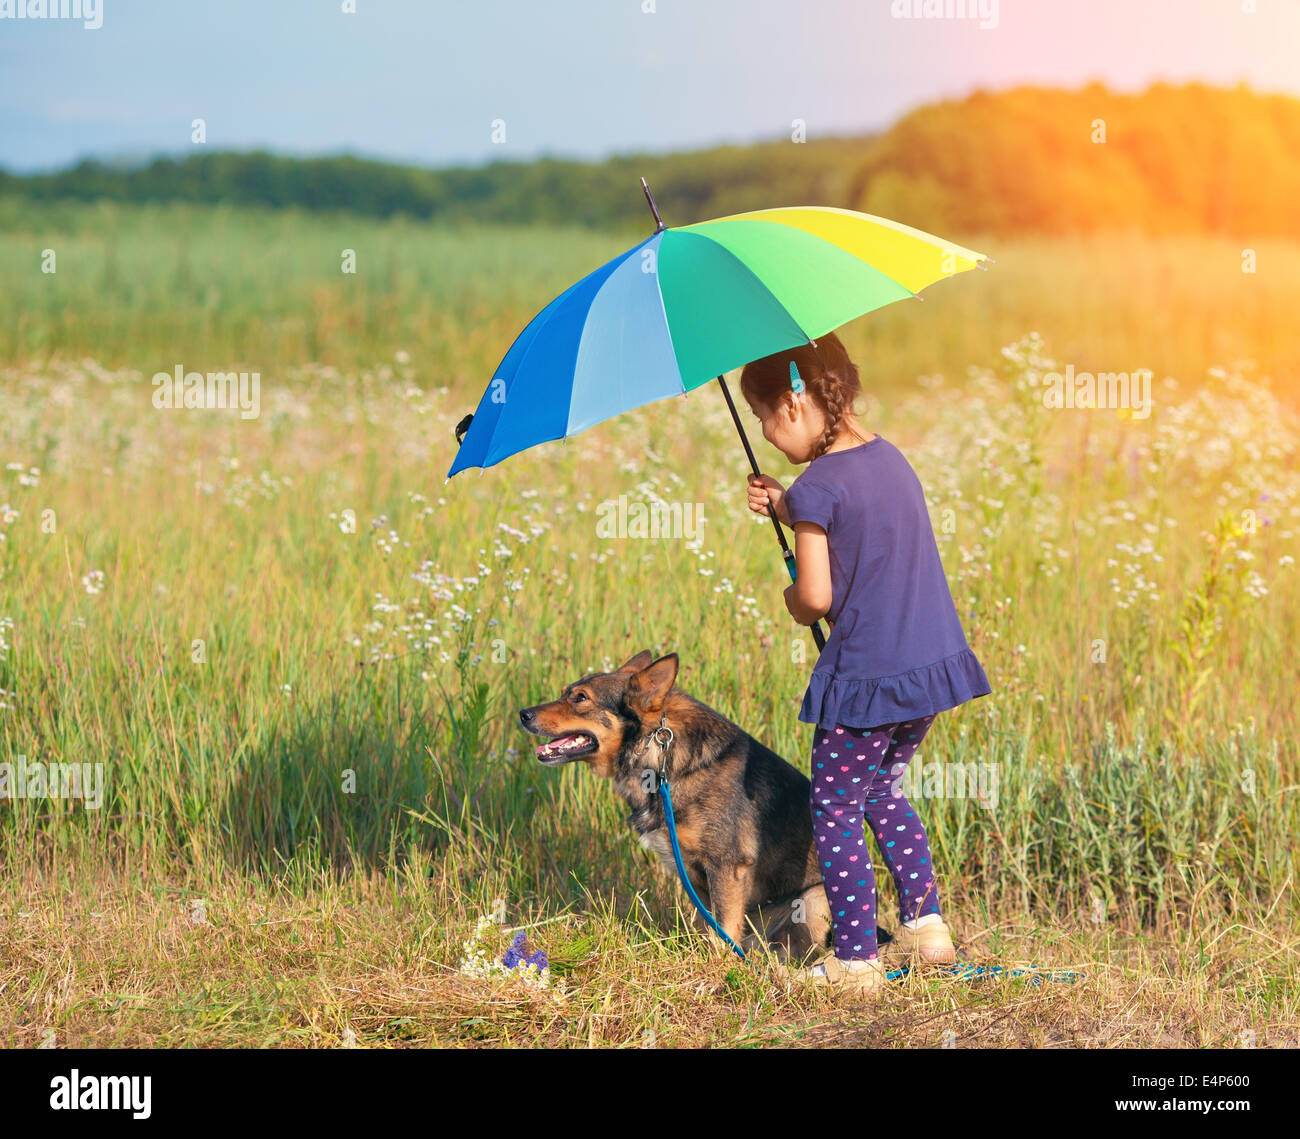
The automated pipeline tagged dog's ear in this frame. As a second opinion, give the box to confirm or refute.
[627,653,678,712]
[616,649,654,674]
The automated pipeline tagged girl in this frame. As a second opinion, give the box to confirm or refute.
[741,331,992,994]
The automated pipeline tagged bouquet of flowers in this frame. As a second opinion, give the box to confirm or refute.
[457,916,565,999]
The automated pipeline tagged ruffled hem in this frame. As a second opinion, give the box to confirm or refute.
[799,648,992,730]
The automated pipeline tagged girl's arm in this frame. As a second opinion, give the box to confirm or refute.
[783,521,832,625]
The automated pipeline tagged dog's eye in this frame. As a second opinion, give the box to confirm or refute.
[571,691,588,704]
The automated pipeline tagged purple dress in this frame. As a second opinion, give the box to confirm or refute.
[783,434,991,730]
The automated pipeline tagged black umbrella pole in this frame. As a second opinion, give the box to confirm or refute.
[716,376,827,653]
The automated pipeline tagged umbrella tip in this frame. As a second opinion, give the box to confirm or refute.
[640,176,666,232]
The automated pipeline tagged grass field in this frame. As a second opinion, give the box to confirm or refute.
[4,198,1300,391]
[1,201,1297,1047]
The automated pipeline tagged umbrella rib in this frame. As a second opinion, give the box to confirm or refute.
[647,232,687,401]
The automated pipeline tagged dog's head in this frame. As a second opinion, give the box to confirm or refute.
[519,650,678,779]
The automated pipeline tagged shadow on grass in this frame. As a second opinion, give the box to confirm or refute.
[210,662,677,931]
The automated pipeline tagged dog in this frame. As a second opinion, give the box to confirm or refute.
[519,649,832,961]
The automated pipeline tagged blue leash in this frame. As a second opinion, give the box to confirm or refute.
[660,776,750,960]
[651,720,1085,986]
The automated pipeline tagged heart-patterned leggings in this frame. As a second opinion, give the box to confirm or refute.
[810,714,941,961]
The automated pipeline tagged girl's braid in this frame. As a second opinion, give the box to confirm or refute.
[810,368,850,460]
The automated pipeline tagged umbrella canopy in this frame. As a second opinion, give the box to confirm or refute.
[446,204,990,478]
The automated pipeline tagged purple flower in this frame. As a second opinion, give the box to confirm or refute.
[502,929,548,971]
[501,930,528,969]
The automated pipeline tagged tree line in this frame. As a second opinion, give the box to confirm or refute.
[2,83,1294,237]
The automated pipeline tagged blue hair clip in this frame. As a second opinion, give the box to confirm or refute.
[789,360,805,394]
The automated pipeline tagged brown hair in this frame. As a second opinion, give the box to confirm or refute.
[739,331,863,461]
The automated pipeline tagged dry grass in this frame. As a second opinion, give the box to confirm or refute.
[3,867,1295,1048]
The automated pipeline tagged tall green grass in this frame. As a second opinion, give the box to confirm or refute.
[0,320,1295,933]
[2,199,1298,397]
[0,202,1296,937]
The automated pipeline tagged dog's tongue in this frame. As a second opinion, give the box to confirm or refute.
[537,733,590,760]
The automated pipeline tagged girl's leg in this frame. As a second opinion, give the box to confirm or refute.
[861,714,942,923]
[809,722,901,961]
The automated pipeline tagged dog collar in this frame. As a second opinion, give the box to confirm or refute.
[638,713,675,782]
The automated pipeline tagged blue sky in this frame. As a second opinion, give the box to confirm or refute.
[1,0,1296,173]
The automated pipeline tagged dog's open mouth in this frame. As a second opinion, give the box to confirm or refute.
[536,732,598,765]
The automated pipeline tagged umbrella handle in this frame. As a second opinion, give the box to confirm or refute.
[716,376,827,653]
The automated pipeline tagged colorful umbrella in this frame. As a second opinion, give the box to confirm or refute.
[448,182,992,646]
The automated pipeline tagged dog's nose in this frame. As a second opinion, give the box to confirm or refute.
[519,707,535,727]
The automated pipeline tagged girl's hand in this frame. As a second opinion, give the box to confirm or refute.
[747,473,791,527]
